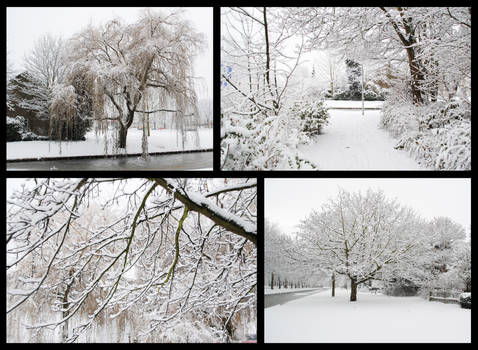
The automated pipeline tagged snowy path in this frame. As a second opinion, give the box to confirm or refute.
[265,288,470,343]
[299,109,425,170]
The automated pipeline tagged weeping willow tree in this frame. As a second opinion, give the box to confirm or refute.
[50,9,205,153]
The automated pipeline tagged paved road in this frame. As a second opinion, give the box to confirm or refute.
[265,288,326,308]
[7,151,213,171]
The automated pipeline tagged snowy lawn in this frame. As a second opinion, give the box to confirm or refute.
[265,288,470,343]
[7,128,213,160]
[299,109,426,170]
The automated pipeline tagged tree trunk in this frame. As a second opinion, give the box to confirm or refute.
[117,110,135,149]
[331,273,335,297]
[61,269,74,342]
[350,278,358,302]
[407,54,424,105]
[118,124,128,149]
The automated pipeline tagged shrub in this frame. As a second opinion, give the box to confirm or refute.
[290,100,330,137]
[459,293,471,309]
[382,278,420,296]
[7,116,47,142]
[221,112,315,170]
[380,98,471,170]
[6,116,26,141]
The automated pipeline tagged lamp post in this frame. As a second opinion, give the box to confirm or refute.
[361,64,365,116]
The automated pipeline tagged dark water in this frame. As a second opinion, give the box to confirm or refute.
[7,152,213,171]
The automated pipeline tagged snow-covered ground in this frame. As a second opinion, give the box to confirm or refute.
[299,109,426,170]
[7,128,213,160]
[265,288,470,343]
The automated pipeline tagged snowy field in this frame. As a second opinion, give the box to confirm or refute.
[299,109,426,170]
[7,128,213,160]
[265,288,470,343]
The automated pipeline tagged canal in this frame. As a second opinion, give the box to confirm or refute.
[7,151,213,171]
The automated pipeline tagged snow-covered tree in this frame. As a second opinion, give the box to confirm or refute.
[49,9,205,153]
[345,59,362,100]
[221,7,315,170]
[21,34,67,123]
[288,7,471,105]
[265,220,323,289]
[451,241,471,292]
[285,7,470,170]
[7,178,256,342]
[295,188,424,301]
[24,34,67,90]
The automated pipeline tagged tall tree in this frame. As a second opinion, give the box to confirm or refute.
[288,7,471,105]
[24,33,66,90]
[221,7,311,170]
[296,189,423,301]
[54,9,205,150]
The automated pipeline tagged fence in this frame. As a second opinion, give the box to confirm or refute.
[428,290,461,305]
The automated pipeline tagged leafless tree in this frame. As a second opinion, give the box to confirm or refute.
[52,9,206,151]
[7,178,256,342]
[23,33,67,89]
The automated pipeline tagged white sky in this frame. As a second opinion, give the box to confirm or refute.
[7,7,212,99]
[265,178,471,237]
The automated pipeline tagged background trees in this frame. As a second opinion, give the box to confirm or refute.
[7,178,256,343]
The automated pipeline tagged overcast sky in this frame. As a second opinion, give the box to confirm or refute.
[265,178,471,237]
[7,7,212,99]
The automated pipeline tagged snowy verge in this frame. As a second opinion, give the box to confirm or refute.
[380,99,471,170]
[7,128,212,160]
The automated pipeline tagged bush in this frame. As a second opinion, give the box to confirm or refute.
[380,98,471,170]
[7,116,47,142]
[290,100,330,137]
[6,116,26,141]
[221,112,315,170]
[459,293,471,309]
[329,85,385,101]
[383,278,420,296]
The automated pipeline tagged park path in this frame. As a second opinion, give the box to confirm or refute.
[299,109,426,170]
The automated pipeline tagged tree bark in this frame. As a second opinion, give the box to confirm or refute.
[117,110,135,149]
[350,278,358,302]
[118,123,128,149]
[331,272,335,297]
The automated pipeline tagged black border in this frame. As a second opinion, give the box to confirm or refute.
[4,3,474,346]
